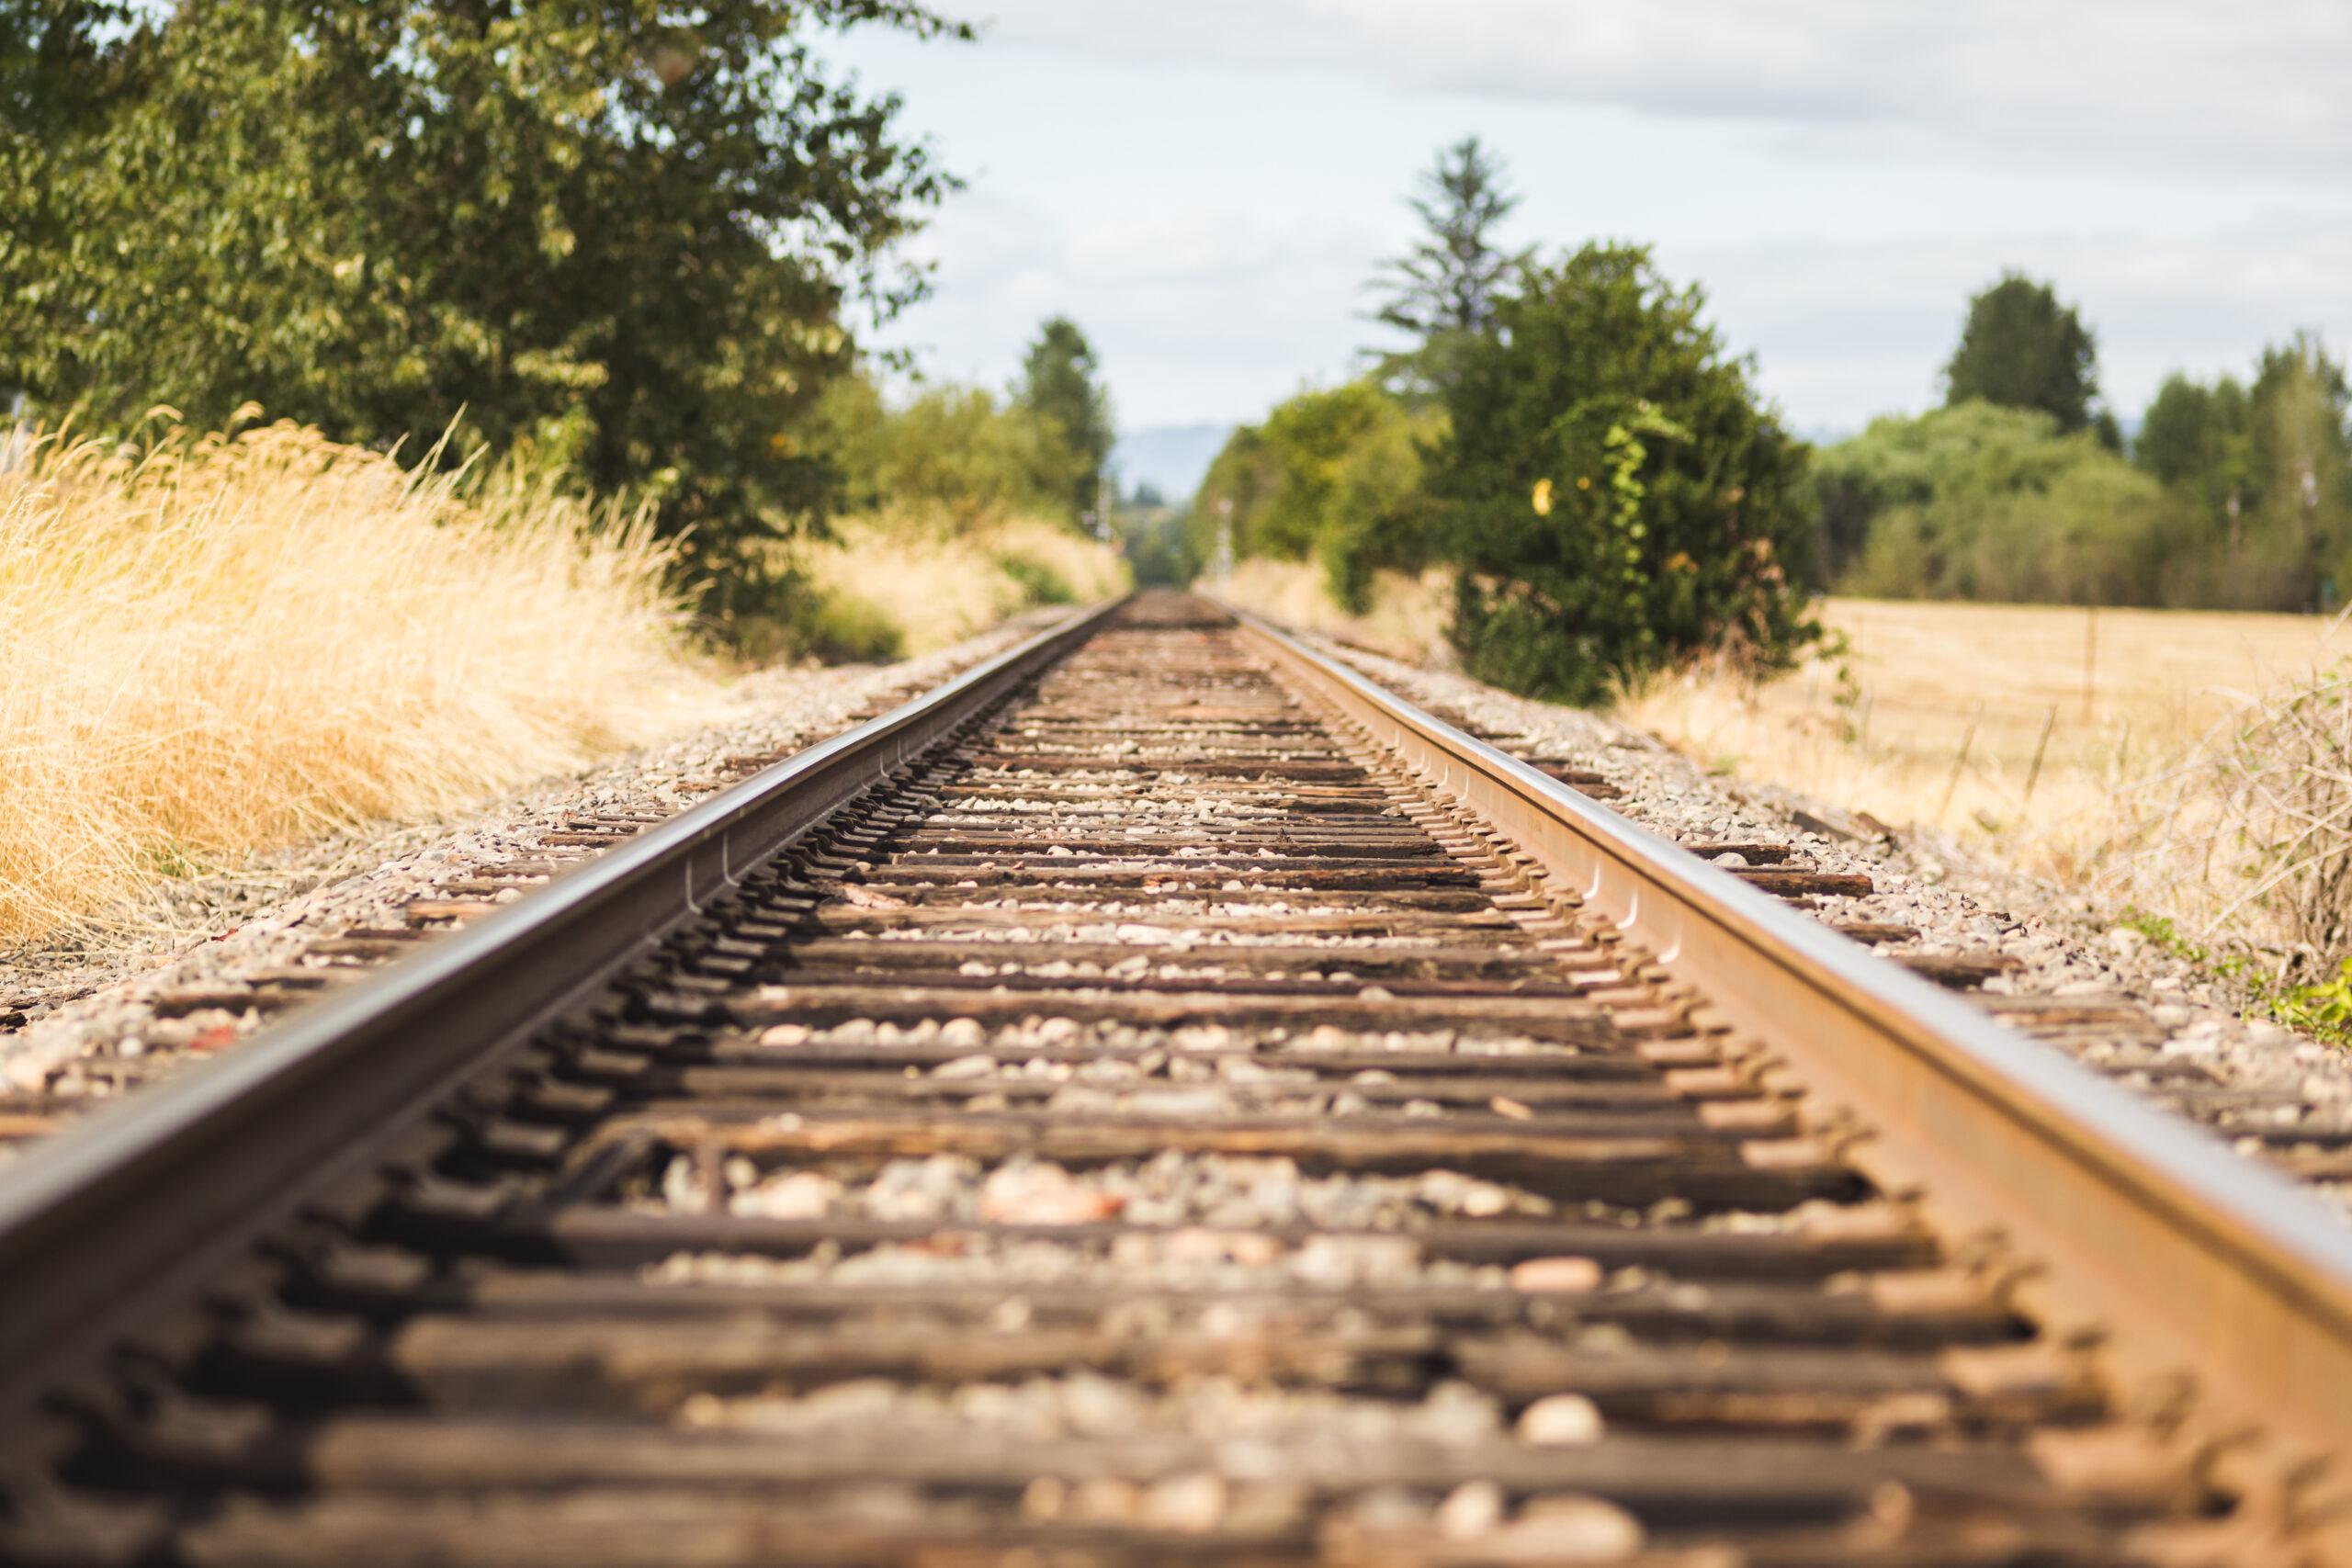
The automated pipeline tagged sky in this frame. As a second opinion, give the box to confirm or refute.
[826,1,2352,489]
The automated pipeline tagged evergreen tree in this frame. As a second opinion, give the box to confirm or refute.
[1367,136,1525,390]
[1013,316,1114,524]
[1944,273,2107,437]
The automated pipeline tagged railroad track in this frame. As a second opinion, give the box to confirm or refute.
[4,591,2352,1565]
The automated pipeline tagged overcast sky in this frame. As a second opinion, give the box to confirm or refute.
[829,1,2352,449]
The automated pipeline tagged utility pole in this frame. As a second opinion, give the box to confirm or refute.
[1215,497,1235,587]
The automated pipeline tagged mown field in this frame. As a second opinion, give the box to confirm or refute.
[1636,597,2347,847]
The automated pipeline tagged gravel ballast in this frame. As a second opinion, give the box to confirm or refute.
[0,611,1072,1146]
[7,602,2350,1224]
[1310,636,2352,1217]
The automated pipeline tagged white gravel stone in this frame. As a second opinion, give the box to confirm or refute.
[1517,1393,1605,1446]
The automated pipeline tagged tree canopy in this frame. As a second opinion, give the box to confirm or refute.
[0,0,964,622]
[1943,273,2109,440]
[1366,136,1524,392]
[2122,335,2350,609]
[2137,373,2250,495]
[1812,333,2352,613]
[813,328,1114,531]
[1194,379,1437,614]
[1820,403,2161,605]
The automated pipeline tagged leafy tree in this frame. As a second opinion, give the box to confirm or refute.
[812,366,1082,525]
[1427,244,1816,704]
[1194,379,1437,613]
[0,0,964,627]
[1944,272,2109,440]
[1117,489,1196,588]
[2137,373,2249,493]
[2248,334,2351,609]
[1367,136,1525,392]
[2116,338,2350,609]
[1,1,134,139]
[1013,316,1114,524]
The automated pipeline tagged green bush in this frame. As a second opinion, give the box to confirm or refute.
[786,591,907,666]
[1424,244,1818,704]
[993,553,1075,606]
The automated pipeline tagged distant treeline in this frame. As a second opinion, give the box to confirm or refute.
[1192,240,2351,640]
[1817,281,2350,612]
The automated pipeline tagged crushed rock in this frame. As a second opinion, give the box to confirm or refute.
[1309,635,2352,1217]
[0,610,1073,1135]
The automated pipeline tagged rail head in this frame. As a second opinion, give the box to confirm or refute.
[1229,606,2352,1506]
[0,596,1130,1419]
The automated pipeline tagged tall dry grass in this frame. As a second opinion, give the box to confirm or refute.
[0,415,713,942]
[1621,600,2352,961]
[796,506,1129,658]
[1212,558,1452,665]
[2098,659,2352,966]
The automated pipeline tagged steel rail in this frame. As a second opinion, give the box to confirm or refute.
[0,596,1128,1422]
[1231,607,2352,1521]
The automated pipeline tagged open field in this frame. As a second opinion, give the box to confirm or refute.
[1623,599,2352,933]
[1785,598,2349,810]
[1623,599,2352,956]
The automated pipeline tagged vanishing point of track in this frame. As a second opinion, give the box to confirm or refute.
[5,592,2352,1565]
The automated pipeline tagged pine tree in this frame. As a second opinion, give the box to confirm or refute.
[1367,137,1525,390]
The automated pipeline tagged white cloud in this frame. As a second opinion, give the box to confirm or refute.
[875,192,1384,423]
[956,0,2352,186]
[837,12,2352,432]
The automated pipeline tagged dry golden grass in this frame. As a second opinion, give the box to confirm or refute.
[797,506,1129,657]
[1623,598,2352,942]
[1212,558,1452,664]
[0,417,714,942]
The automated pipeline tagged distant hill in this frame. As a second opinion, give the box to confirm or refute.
[1113,423,1233,506]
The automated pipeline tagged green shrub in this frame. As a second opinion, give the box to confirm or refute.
[1425,244,1817,704]
[791,592,906,665]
